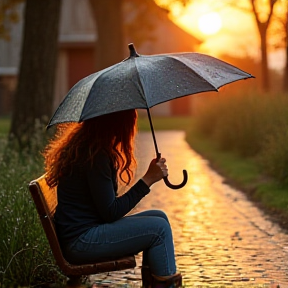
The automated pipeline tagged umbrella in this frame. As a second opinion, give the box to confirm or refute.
[48,43,254,189]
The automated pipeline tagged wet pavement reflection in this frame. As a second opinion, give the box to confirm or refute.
[90,131,288,287]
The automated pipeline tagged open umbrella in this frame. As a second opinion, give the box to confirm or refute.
[48,43,254,189]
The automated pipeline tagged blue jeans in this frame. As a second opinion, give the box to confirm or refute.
[62,210,176,276]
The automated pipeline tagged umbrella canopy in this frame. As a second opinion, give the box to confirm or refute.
[48,44,253,127]
[48,44,254,189]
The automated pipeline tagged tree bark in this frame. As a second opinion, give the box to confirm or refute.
[259,26,269,91]
[284,43,288,92]
[89,0,124,71]
[283,5,288,92]
[9,0,61,148]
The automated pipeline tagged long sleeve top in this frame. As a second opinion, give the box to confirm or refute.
[54,151,150,245]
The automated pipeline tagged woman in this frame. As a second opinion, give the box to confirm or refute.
[43,109,182,287]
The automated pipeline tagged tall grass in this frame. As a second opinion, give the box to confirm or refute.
[0,128,65,286]
[0,117,10,136]
[193,91,288,185]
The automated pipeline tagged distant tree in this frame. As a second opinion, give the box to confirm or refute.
[89,0,124,70]
[264,0,288,92]
[249,0,279,92]
[216,0,279,91]
[283,1,288,92]
[9,0,61,149]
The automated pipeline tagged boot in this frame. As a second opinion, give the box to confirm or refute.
[151,273,182,288]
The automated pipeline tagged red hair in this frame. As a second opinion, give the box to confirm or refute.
[43,110,137,187]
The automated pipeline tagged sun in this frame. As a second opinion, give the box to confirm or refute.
[198,12,222,35]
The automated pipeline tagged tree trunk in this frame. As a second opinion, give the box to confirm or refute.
[260,28,270,91]
[9,0,61,148]
[284,45,288,92]
[89,0,124,71]
[283,7,288,92]
[249,0,278,92]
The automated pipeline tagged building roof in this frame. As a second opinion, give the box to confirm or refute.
[59,0,96,45]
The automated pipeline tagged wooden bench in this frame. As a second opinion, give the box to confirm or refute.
[29,175,136,285]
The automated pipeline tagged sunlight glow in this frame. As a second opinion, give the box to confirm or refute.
[198,12,222,35]
[160,1,259,58]
[154,0,266,60]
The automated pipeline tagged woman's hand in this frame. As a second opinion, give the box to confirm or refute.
[142,158,168,187]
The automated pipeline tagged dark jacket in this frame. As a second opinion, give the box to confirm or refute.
[54,151,150,245]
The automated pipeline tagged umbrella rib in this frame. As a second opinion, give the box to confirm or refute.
[79,62,125,121]
[133,58,150,107]
[168,55,219,91]
[170,53,253,90]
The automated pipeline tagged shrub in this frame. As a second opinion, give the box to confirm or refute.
[194,91,288,185]
[257,125,288,184]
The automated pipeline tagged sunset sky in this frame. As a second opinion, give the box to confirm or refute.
[155,0,286,70]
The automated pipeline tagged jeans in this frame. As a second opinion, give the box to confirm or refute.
[62,210,176,276]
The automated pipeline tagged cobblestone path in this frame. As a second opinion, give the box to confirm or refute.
[90,131,288,288]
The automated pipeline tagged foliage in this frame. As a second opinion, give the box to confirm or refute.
[0,127,65,287]
[191,90,288,191]
[0,117,10,135]
[0,0,24,40]
[257,124,288,185]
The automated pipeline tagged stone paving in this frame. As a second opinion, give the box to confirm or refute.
[90,131,288,288]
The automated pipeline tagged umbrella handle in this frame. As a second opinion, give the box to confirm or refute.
[163,170,188,189]
[156,152,188,189]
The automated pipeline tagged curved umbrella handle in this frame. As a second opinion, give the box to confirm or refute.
[163,169,188,189]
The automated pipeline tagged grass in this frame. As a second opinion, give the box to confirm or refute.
[0,116,10,135]
[0,122,65,287]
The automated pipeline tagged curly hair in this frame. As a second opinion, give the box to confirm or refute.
[43,109,137,187]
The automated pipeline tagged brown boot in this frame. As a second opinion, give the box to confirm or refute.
[141,266,153,288]
[151,273,182,288]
